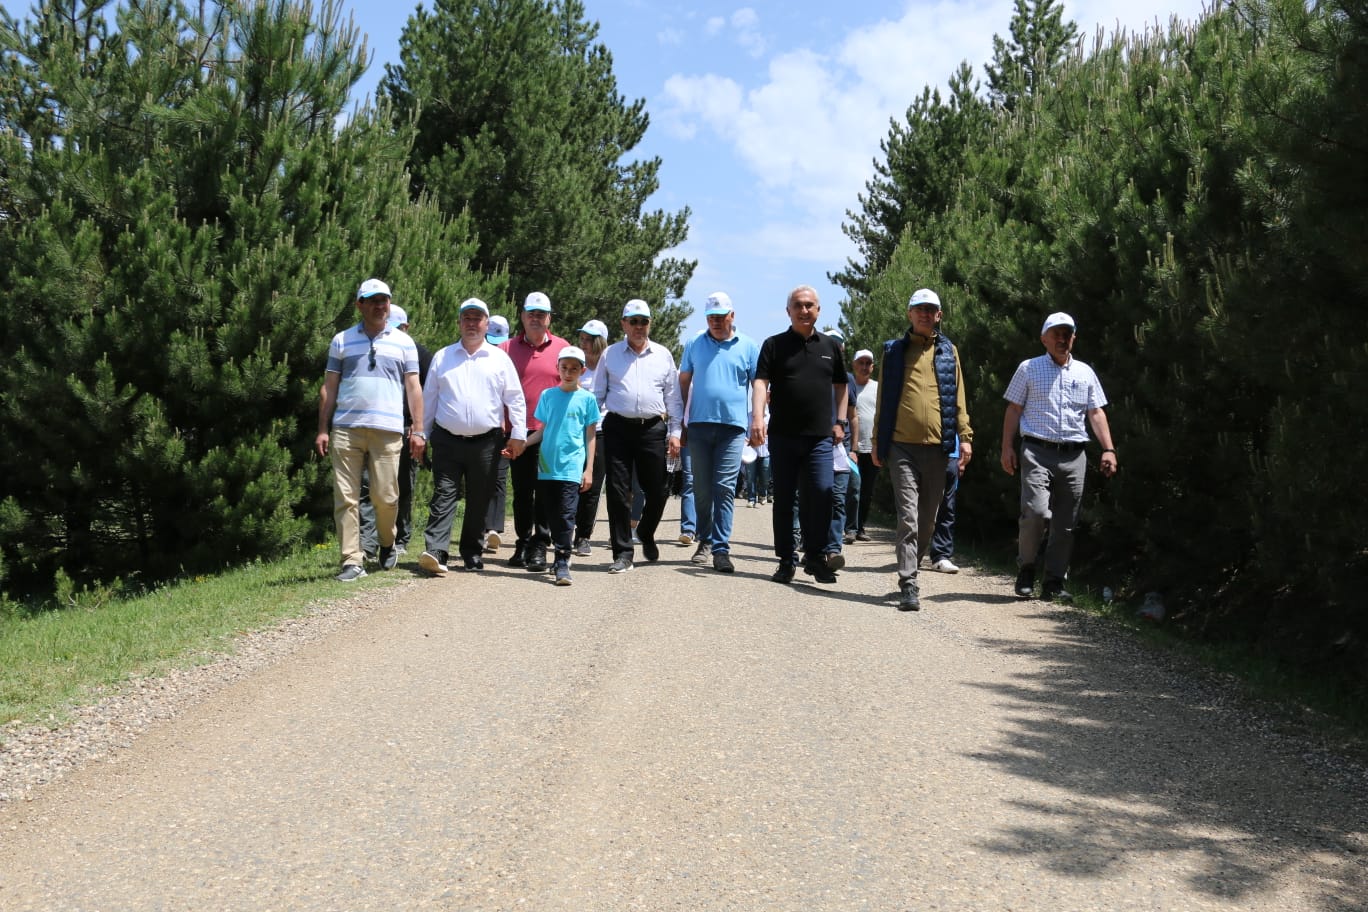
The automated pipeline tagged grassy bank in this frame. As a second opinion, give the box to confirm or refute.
[0,544,410,730]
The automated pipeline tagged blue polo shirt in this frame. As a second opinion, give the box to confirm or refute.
[680,331,760,430]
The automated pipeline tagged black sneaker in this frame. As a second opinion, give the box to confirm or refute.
[462,555,484,572]
[855,531,871,542]
[1015,564,1036,598]
[1041,578,1073,602]
[803,559,838,584]
[899,582,921,612]
[771,562,795,584]
[573,538,592,557]
[525,545,548,573]
[609,557,634,574]
[378,545,398,571]
[713,552,735,574]
[335,564,367,582]
[508,541,527,568]
[640,534,660,562]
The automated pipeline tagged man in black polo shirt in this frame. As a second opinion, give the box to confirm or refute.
[751,285,849,584]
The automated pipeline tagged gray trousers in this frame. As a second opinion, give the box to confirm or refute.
[889,442,949,588]
[1017,443,1086,581]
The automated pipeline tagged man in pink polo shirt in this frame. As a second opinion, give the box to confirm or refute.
[500,291,569,572]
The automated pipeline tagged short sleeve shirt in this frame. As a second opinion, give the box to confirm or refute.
[326,324,418,434]
[534,387,601,482]
[756,329,848,437]
[680,331,760,430]
[1004,354,1108,443]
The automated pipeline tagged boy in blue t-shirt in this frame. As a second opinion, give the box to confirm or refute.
[532,346,601,585]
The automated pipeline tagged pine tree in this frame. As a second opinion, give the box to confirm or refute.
[0,0,494,595]
[380,0,694,343]
[984,0,1080,111]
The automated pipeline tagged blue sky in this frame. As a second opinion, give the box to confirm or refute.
[341,0,1211,341]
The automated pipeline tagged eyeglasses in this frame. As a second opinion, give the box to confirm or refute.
[368,343,377,370]
[910,305,940,314]
[626,318,650,327]
[705,313,730,321]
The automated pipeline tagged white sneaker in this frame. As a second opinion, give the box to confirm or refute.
[931,558,960,573]
[679,532,694,545]
[483,530,501,554]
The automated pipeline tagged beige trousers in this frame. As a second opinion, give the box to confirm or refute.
[331,426,403,567]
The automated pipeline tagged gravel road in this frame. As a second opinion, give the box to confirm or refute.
[2,504,1365,911]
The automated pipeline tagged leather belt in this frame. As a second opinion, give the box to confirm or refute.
[1023,435,1086,453]
[438,426,501,440]
[608,413,663,426]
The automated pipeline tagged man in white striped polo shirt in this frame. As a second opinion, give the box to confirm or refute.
[316,279,426,582]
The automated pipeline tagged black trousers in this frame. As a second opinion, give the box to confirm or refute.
[540,479,581,564]
[603,414,668,560]
[508,441,552,548]
[573,428,606,541]
[423,427,502,561]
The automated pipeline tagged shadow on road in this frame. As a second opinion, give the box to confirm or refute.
[966,609,1367,910]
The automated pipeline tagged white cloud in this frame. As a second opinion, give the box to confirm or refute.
[658,27,685,47]
[705,16,725,35]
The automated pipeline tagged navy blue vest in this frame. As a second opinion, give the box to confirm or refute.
[876,330,959,459]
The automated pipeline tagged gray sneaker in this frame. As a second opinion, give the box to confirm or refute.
[899,582,921,611]
[691,542,710,564]
[555,563,573,586]
[379,545,398,571]
[609,557,634,574]
[573,538,592,557]
[335,564,367,583]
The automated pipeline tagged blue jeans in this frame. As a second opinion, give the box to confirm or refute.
[929,457,958,561]
[687,422,746,553]
[678,444,696,536]
[829,469,850,554]
[768,433,834,565]
[744,455,770,503]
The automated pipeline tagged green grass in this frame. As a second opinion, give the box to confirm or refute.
[0,543,410,731]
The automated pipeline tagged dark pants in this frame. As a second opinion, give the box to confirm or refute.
[484,452,509,533]
[573,429,606,542]
[423,427,502,561]
[540,479,581,565]
[359,443,418,554]
[929,457,958,562]
[855,452,878,535]
[509,442,551,548]
[768,433,834,566]
[604,414,668,560]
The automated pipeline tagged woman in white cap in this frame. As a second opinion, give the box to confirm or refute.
[573,319,609,555]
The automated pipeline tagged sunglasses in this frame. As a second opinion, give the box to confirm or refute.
[368,343,377,370]
[626,317,650,327]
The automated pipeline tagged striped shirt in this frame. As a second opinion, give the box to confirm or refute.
[1004,354,1108,443]
[326,324,418,434]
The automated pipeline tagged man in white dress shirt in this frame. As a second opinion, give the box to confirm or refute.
[418,298,527,576]
[594,299,685,573]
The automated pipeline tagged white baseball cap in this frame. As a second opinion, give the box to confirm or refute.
[1041,312,1076,334]
[853,349,875,362]
[622,299,651,319]
[704,291,733,316]
[357,278,391,299]
[827,328,845,342]
[486,314,510,345]
[523,291,552,312]
[386,304,409,329]
[558,345,587,365]
[459,298,489,315]
[579,319,609,338]
[908,288,941,309]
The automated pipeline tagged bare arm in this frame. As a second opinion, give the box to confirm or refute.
[1088,407,1118,477]
[1000,402,1024,475]
[315,372,341,457]
[750,378,769,446]
[404,372,426,461]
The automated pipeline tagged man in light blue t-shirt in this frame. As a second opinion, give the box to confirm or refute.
[679,291,760,574]
[316,279,425,582]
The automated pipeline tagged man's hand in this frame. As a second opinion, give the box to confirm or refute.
[409,433,426,461]
[1000,446,1018,476]
[958,441,973,476]
[505,438,527,460]
[667,435,682,459]
[315,432,330,458]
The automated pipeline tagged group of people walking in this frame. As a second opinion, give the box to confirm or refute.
[317,278,1118,609]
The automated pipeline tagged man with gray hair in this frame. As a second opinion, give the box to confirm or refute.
[1001,311,1117,601]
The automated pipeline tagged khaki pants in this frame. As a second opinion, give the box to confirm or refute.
[331,426,403,567]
